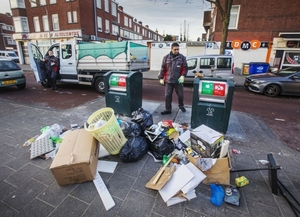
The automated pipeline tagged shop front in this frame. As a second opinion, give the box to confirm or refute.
[13,29,82,64]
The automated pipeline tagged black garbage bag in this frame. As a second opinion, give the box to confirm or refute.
[120,120,142,139]
[119,136,149,163]
[131,108,153,132]
[148,136,175,160]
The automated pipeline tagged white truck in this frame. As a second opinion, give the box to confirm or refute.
[28,40,150,92]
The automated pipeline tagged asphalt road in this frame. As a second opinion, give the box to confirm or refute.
[1,71,299,151]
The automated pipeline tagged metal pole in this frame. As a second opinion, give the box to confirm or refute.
[29,0,51,45]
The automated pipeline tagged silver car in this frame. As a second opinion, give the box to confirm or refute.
[244,67,300,97]
[0,59,26,89]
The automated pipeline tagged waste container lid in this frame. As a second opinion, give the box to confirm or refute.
[249,62,269,65]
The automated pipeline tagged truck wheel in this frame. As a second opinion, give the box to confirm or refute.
[95,77,105,93]
[41,79,51,88]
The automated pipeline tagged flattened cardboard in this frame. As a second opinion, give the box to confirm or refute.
[190,124,224,157]
[187,154,231,185]
[159,164,194,202]
[146,166,176,190]
[50,129,99,186]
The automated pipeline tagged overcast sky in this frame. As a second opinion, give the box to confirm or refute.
[0,0,211,41]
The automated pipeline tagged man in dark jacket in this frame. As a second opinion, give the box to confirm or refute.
[43,50,59,90]
[158,42,188,115]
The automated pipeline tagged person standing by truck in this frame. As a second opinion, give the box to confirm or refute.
[42,51,59,90]
[158,42,188,115]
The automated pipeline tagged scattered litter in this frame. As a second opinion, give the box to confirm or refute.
[58,91,72,94]
[23,135,39,147]
[32,87,36,89]
[30,137,54,160]
[275,118,285,121]
[70,124,78,128]
[93,172,115,211]
[235,176,249,187]
[97,160,118,173]
[232,149,241,154]
[259,160,269,165]
[82,93,87,96]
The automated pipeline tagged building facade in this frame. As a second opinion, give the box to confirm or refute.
[203,0,300,73]
[9,0,163,64]
[0,13,17,52]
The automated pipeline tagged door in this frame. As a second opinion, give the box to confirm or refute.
[214,57,234,80]
[59,41,77,80]
[285,72,300,94]
[27,42,45,82]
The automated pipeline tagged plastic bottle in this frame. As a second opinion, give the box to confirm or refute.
[210,183,225,207]
[22,135,39,147]
[224,186,240,206]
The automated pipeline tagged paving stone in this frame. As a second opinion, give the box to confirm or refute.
[3,179,47,211]
[70,181,98,204]
[0,152,15,167]
[0,202,18,217]
[116,157,146,178]
[117,190,155,217]
[247,200,282,217]
[108,172,135,200]
[0,166,15,181]
[82,195,123,217]
[49,196,88,217]
[30,157,53,169]
[37,182,77,206]
[0,181,16,201]
[33,168,55,186]
[15,198,54,217]
[131,170,158,198]
[152,193,185,217]
[0,143,29,158]
[5,151,30,171]
[4,163,42,188]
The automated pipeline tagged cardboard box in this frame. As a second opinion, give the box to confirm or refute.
[190,124,224,158]
[186,154,231,185]
[50,129,99,186]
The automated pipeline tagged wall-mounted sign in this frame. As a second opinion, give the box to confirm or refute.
[226,40,269,50]
[286,41,297,48]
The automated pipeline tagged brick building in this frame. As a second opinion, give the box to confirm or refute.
[0,13,17,51]
[202,0,300,73]
[9,0,163,64]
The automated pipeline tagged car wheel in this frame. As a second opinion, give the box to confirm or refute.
[41,79,51,88]
[95,77,105,93]
[17,83,26,89]
[263,84,280,97]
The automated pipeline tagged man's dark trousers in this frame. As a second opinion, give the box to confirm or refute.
[165,82,184,112]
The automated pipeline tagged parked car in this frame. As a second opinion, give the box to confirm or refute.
[184,54,234,84]
[244,66,300,97]
[0,50,20,63]
[0,59,26,89]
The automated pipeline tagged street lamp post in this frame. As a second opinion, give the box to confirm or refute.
[29,0,52,45]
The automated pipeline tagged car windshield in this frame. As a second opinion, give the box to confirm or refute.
[275,67,300,76]
[0,60,21,71]
[8,53,18,57]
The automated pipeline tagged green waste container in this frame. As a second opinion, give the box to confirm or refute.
[104,71,142,116]
[191,77,234,133]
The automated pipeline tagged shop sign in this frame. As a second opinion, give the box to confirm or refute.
[226,40,269,50]
[286,41,297,48]
[13,30,82,40]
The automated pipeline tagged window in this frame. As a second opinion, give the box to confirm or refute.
[96,0,101,9]
[129,19,132,28]
[7,37,16,45]
[67,11,77,23]
[30,1,37,7]
[97,16,102,31]
[40,0,46,5]
[200,58,215,69]
[105,0,109,12]
[124,16,128,26]
[13,17,29,33]
[217,58,231,69]
[52,14,60,30]
[73,11,77,23]
[62,44,72,59]
[111,2,117,16]
[10,0,25,9]
[50,0,57,4]
[118,13,120,23]
[137,26,140,33]
[105,19,110,32]
[33,16,40,32]
[42,15,49,31]
[229,5,240,29]
[142,29,144,36]
[112,24,118,35]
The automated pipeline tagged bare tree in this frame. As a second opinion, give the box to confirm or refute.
[205,0,233,54]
